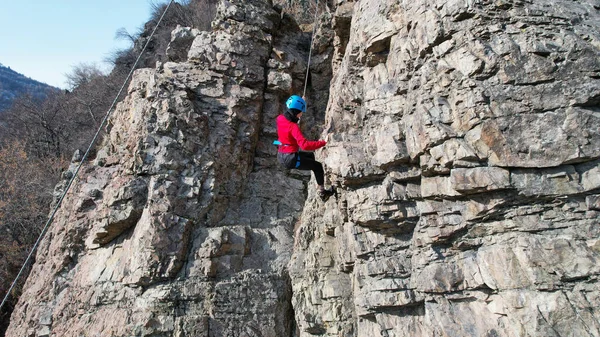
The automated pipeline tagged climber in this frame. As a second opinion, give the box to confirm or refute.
[276,95,335,201]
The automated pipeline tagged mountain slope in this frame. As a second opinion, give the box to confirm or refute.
[0,64,56,112]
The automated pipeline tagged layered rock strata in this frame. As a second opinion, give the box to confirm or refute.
[290,0,600,336]
[6,0,600,336]
[6,1,327,336]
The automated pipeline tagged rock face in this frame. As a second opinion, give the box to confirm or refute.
[6,1,325,336]
[6,0,600,336]
[290,0,600,336]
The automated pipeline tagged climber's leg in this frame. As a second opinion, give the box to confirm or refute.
[296,151,324,186]
[296,152,335,201]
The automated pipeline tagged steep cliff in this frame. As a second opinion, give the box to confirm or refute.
[6,1,322,336]
[6,0,600,337]
[289,0,600,336]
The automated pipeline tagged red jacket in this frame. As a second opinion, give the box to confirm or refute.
[276,114,326,153]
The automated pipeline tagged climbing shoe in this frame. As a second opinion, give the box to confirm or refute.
[319,187,335,201]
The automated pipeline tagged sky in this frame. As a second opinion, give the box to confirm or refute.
[0,1,171,89]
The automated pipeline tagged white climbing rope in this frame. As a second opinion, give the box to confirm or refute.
[0,0,176,313]
[303,0,321,98]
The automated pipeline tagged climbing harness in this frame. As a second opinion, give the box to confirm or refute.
[0,0,176,313]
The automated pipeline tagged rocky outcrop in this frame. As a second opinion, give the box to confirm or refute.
[6,0,600,336]
[6,0,326,336]
[289,0,600,336]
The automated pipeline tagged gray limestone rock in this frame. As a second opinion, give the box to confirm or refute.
[6,1,312,336]
[166,25,202,62]
[290,0,600,336]
[7,0,600,337]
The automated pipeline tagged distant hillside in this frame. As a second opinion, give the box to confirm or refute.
[0,64,56,112]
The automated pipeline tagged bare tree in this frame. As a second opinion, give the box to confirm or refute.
[1,91,69,158]
[114,27,140,45]
[65,62,105,90]
[0,140,65,335]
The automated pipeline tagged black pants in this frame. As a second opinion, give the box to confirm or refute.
[278,151,325,186]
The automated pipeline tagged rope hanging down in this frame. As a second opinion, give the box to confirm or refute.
[0,0,176,313]
[302,0,320,98]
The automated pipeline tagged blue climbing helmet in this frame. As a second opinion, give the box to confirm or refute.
[286,95,306,113]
